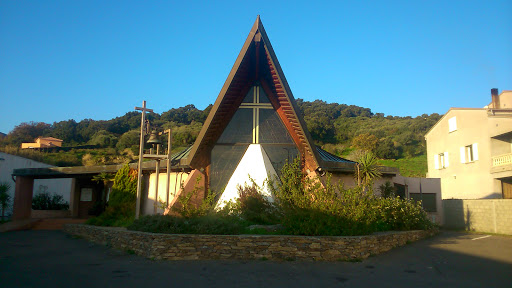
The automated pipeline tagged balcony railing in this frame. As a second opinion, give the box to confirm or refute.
[492,153,512,167]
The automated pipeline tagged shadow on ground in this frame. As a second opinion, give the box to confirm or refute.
[0,230,510,288]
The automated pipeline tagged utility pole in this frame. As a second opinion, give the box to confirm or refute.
[135,101,153,219]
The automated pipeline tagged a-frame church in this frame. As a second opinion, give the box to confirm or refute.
[10,16,399,220]
[173,16,398,208]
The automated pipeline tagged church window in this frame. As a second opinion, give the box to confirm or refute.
[211,85,298,193]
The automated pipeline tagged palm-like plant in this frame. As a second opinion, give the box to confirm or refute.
[0,182,11,221]
[355,152,382,190]
[92,173,115,203]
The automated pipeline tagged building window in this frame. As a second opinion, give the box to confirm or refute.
[448,116,457,132]
[211,84,298,193]
[434,152,449,169]
[410,193,437,212]
[217,85,294,144]
[460,143,478,163]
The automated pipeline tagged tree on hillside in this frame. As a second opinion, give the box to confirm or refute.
[89,130,118,148]
[75,119,108,143]
[6,122,51,146]
[161,104,207,125]
[375,138,401,159]
[352,133,379,152]
[51,119,78,144]
[116,130,140,153]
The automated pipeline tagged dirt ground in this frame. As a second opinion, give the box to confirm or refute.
[0,230,511,287]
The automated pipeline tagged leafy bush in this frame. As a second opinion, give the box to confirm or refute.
[281,207,389,236]
[128,214,246,235]
[376,197,434,230]
[32,192,69,210]
[379,181,395,198]
[170,176,217,218]
[116,130,140,154]
[87,164,137,227]
[234,182,280,225]
[0,182,12,220]
[268,158,433,236]
[88,201,105,216]
[88,130,118,147]
[131,156,432,236]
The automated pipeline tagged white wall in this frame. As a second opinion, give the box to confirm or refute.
[216,144,277,209]
[143,171,189,215]
[0,152,73,216]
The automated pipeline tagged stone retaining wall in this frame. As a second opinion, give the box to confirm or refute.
[64,224,436,261]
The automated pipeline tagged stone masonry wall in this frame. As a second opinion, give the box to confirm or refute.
[64,224,436,261]
[443,199,512,235]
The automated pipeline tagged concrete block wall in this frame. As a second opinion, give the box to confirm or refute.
[443,199,512,235]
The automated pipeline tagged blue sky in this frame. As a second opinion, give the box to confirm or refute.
[1,0,511,134]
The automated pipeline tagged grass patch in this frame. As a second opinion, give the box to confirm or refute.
[379,155,427,177]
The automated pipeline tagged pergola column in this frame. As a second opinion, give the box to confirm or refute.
[12,176,35,220]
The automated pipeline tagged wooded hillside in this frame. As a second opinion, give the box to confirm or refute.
[0,100,441,176]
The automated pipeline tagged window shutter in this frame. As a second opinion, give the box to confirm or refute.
[449,117,457,132]
[473,143,478,161]
[434,155,439,169]
[460,147,466,163]
[445,152,449,167]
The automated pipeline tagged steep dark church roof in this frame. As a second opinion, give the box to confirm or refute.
[186,16,326,172]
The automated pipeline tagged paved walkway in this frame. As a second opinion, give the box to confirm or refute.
[31,218,87,230]
[0,230,511,287]
[0,218,87,232]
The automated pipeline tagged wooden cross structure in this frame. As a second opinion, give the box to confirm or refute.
[135,100,153,219]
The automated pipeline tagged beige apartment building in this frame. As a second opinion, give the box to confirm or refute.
[425,89,512,199]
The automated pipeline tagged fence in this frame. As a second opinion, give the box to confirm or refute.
[443,199,512,235]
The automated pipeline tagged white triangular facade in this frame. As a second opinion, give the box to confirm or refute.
[216,144,277,208]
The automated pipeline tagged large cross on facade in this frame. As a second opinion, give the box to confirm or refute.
[239,85,273,143]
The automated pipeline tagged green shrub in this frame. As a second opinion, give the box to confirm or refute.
[128,214,246,235]
[376,196,434,230]
[234,182,281,225]
[32,192,69,210]
[170,176,217,218]
[129,157,433,235]
[0,182,11,220]
[268,157,432,236]
[87,164,137,227]
[379,181,395,198]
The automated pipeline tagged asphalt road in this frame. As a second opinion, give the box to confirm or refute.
[1,230,511,287]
